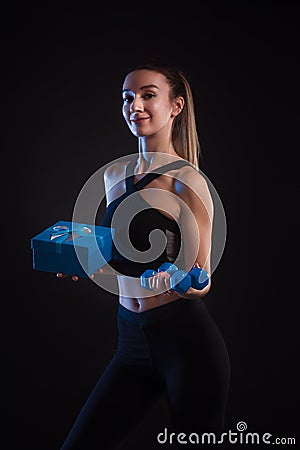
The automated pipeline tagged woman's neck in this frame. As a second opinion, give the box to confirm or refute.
[136,138,181,172]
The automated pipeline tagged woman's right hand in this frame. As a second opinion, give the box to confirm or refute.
[56,267,105,282]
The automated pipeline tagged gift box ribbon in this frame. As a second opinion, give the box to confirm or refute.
[50,225,94,253]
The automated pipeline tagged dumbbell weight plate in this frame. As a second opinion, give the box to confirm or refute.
[170,270,191,293]
[157,262,178,275]
[189,267,210,290]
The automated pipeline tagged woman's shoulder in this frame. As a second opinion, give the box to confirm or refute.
[103,160,130,189]
[174,161,208,190]
[104,160,129,177]
[174,163,213,212]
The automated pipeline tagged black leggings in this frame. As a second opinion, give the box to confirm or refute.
[60,298,230,449]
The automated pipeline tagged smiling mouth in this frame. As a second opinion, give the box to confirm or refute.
[130,117,149,123]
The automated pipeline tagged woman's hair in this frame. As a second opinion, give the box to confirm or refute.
[128,62,201,169]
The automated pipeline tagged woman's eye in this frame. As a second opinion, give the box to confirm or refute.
[123,96,133,104]
[143,93,155,99]
[123,93,155,104]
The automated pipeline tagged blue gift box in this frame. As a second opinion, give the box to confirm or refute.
[31,220,115,278]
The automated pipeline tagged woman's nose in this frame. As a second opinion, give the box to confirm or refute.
[130,97,143,112]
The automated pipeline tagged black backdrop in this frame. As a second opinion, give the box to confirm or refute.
[3,2,299,449]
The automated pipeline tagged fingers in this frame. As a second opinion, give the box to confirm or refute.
[57,267,104,281]
[148,271,172,294]
[163,275,173,295]
[56,273,79,282]
[90,268,104,279]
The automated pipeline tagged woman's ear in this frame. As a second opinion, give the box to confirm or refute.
[171,96,185,117]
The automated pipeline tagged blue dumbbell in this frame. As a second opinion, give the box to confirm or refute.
[141,262,178,290]
[170,267,210,293]
[141,262,209,293]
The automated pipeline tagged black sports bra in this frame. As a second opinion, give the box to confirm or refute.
[100,158,193,277]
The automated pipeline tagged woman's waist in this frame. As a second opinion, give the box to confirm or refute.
[119,291,180,314]
[116,270,170,300]
[118,296,204,326]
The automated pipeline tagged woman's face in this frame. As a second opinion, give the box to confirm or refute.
[122,69,177,139]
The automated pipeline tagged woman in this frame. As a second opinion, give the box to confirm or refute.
[59,62,230,449]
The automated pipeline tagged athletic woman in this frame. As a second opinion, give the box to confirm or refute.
[59,62,230,449]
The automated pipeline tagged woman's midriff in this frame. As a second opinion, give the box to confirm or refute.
[119,293,181,313]
[117,274,181,313]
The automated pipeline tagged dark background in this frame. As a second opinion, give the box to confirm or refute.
[3,2,299,449]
